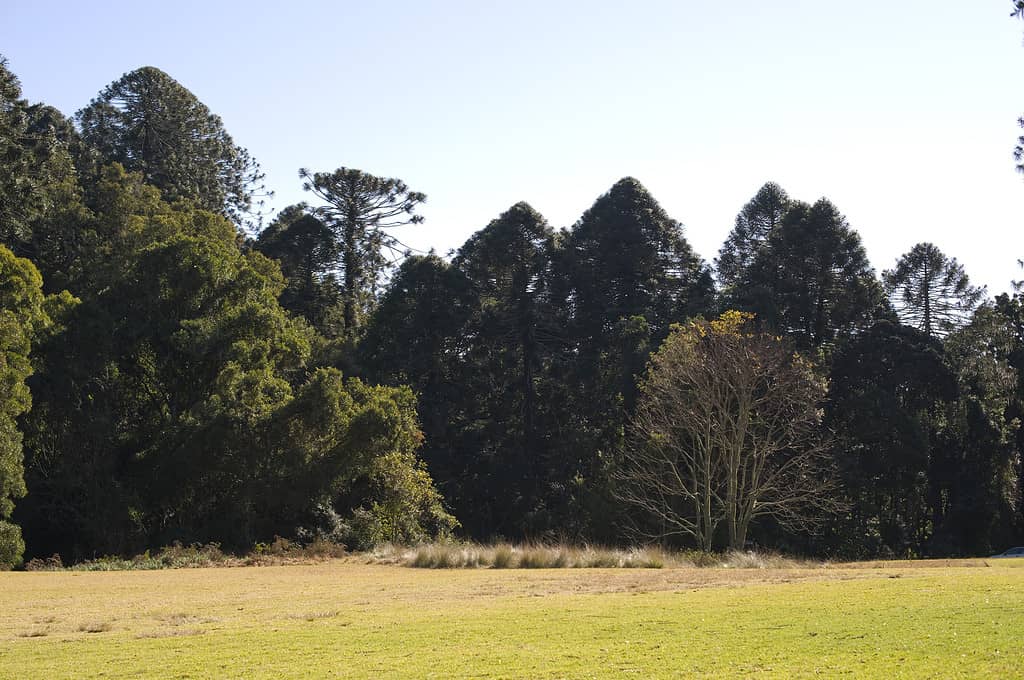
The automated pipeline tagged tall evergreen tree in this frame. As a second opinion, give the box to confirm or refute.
[0,57,80,255]
[449,202,569,536]
[359,253,475,514]
[566,178,713,352]
[561,178,714,539]
[299,167,426,341]
[254,204,343,337]
[737,198,887,352]
[936,305,1021,555]
[715,182,790,296]
[76,67,267,227]
[1014,2,1024,174]
[883,242,985,338]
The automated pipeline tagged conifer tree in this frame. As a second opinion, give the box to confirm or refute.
[77,67,267,227]
[883,242,985,338]
[715,182,790,296]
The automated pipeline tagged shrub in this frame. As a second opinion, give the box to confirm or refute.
[0,521,25,570]
[24,553,63,571]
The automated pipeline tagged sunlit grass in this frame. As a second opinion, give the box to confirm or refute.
[1,559,1022,678]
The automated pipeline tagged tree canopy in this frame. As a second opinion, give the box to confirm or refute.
[0,245,68,567]
[735,197,888,352]
[76,67,266,227]
[715,182,790,297]
[0,55,1020,564]
[883,242,986,338]
[298,167,426,340]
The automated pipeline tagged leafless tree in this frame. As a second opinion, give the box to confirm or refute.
[615,312,837,550]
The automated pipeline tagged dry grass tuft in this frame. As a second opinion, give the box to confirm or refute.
[156,612,218,626]
[77,621,112,634]
[491,544,515,569]
[405,543,684,569]
[400,543,822,570]
[16,628,48,638]
[135,628,205,639]
[718,550,815,569]
[289,611,340,622]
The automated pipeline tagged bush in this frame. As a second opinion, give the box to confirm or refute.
[24,553,63,571]
[0,521,25,569]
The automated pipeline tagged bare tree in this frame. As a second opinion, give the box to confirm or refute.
[616,311,836,550]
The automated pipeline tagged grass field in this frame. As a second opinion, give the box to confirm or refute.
[1,558,1022,678]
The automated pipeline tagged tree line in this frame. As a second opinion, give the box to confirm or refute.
[0,59,1021,567]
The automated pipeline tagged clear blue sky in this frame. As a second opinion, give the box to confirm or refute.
[3,1,1022,293]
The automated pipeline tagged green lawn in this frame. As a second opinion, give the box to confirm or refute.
[1,560,1021,678]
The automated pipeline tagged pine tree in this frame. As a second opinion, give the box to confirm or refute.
[883,242,985,338]
[76,67,267,227]
[715,182,790,296]
[299,167,426,340]
[737,198,887,351]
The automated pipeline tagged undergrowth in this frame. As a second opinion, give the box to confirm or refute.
[23,537,347,572]
[21,538,818,571]
[400,543,816,569]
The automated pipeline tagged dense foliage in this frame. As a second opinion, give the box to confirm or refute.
[0,246,55,566]
[76,67,267,228]
[0,56,1020,564]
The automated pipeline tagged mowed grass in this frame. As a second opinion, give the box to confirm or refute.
[1,559,1022,678]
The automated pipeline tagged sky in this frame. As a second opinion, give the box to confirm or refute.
[2,0,1023,293]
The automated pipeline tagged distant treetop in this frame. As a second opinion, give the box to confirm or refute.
[76,66,268,229]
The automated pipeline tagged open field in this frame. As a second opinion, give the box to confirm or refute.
[1,559,1022,678]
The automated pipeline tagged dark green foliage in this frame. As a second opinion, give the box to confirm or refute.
[715,182,790,297]
[0,57,80,256]
[363,182,717,542]
[562,178,715,538]
[994,292,1024,534]
[883,242,985,338]
[359,254,476,513]
[0,246,57,567]
[76,67,267,227]
[1012,3,1024,173]
[564,177,714,440]
[449,202,570,537]
[254,204,343,337]
[565,177,714,359]
[362,204,576,539]
[361,253,475,390]
[299,167,426,341]
[936,306,1020,555]
[17,167,450,559]
[736,198,888,352]
[826,321,956,557]
[827,314,1021,558]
